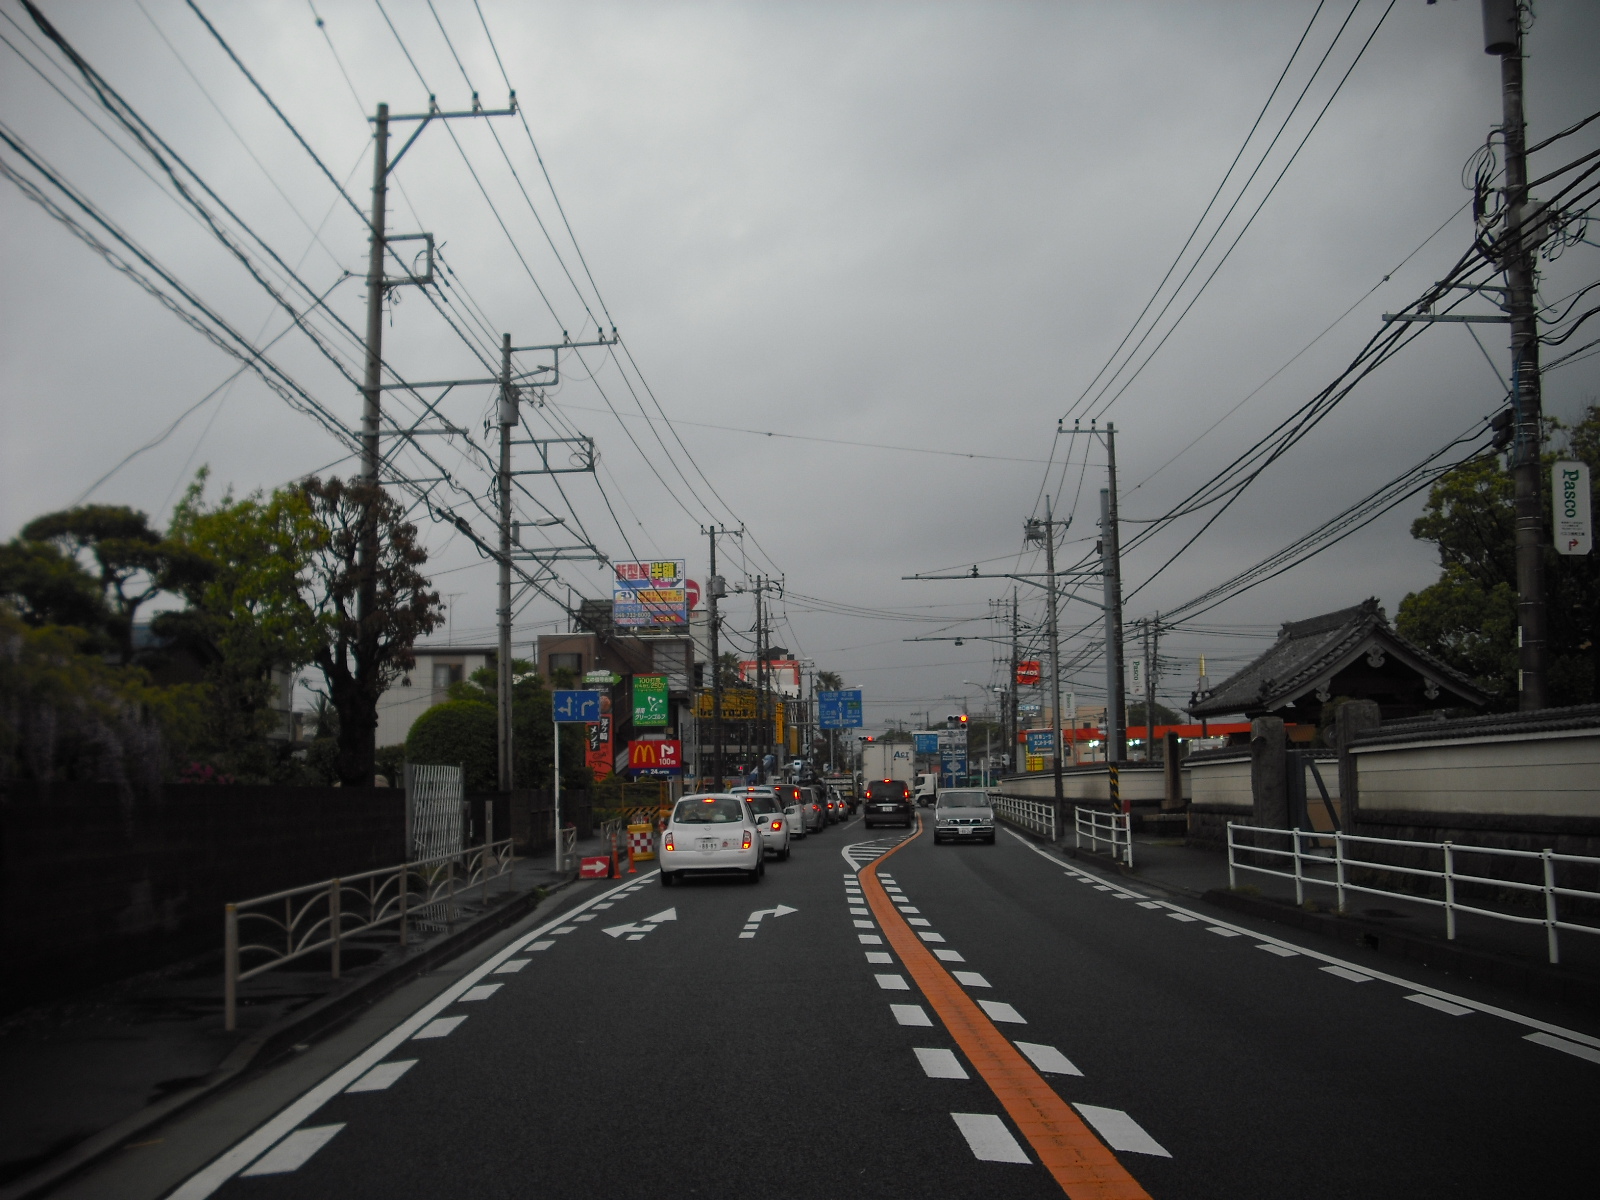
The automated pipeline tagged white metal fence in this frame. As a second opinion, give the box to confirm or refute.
[993,794,1056,841]
[405,763,465,860]
[1225,822,1600,964]
[223,836,515,1030]
[1077,807,1133,868]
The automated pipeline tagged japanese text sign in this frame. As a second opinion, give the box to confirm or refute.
[612,559,688,626]
[632,674,669,726]
[552,690,602,723]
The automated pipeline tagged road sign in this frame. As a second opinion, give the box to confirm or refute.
[1025,729,1055,755]
[913,731,939,755]
[552,690,602,722]
[629,739,682,776]
[584,669,620,685]
[612,559,688,627]
[818,689,864,729]
[1554,461,1592,555]
[632,675,669,726]
[940,746,967,780]
[1018,702,1041,714]
[1016,660,1041,685]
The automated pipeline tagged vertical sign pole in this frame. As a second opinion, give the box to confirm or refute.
[553,716,562,872]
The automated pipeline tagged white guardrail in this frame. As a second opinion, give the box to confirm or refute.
[993,795,1056,841]
[224,837,516,1030]
[1077,807,1133,868]
[1225,822,1600,964]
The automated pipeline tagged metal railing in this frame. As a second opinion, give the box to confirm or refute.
[1076,807,1133,868]
[1225,822,1600,964]
[223,837,515,1030]
[993,795,1056,841]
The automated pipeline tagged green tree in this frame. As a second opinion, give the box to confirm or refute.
[406,699,498,792]
[0,539,111,645]
[1398,406,1599,708]
[297,477,443,787]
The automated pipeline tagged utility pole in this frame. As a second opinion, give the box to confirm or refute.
[1010,588,1020,774]
[1144,613,1159,763]
[704,526,728,789]
[754,577,767,779]
[1484,0,1548,709]
[497,334,514,793]
[1027,499,1066,837]
[1100,422,1127,762]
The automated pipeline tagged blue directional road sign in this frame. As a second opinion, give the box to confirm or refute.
[552,690,602,723]
[1025,730,1056,755]
[940,746,967,782]
[817,689,864,729]
[913,731,939,755]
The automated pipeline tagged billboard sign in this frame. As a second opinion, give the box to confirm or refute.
[628,739,682,777]
[913,731,940,755]
[1025,729,1056,756]
[818,689,864,729]
[552,690,602,723]
[940,746,967,780]
[632,675,669,726]
[738,659,801,697]
[586,716,612,781]
[612,560,688,627]
[1554,461,1592,555]
[1016,660,1041,686]
[694,690,757,719]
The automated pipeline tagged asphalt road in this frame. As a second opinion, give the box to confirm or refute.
[72,812,1598,1199]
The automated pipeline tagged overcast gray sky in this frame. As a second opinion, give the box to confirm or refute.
[3,0,1597,730]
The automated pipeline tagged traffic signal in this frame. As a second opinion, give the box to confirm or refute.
[958,714,969,726]
[1490,408,1515,451]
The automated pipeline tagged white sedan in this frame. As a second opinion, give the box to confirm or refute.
[660,795,765,885]
[729,788,793,859]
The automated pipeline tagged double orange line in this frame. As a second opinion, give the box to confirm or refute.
[860,818,1152,1200]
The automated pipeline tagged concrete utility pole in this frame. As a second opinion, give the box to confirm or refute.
[1144,613,1159,762]
[1010,588,1020,775]
[704,526,728,789]
[1027,499,1066,835]
[1100,422,1127,762]
[1483,0,1548,710]
[497,334,514,793]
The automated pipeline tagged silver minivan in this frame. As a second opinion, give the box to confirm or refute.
[933,788,995,844]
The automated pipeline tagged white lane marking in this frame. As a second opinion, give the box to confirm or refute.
[1406,993,1473,1017]
[1013,1041,1083,1076]
[551,926,578,934]
[493,959,530,975]
[1137,901,1163,909]
[866,951,894,964]
[1072,1105,1171,1157]
[898,906,922,914]
[594,902,614,910]
[1321,965,1373,983]
[527,940,555,952]
[950,1114,1030,1163]
[1525,1032,1600,1064]
[238,1125,344,1176]
[1094,885,1113,892]
[1207,927,1241,938]
[169,871,656,1200]
[850,907,870,916]
[859,934,883,945]
[880,874,896,881]
[952,971,991,988]
[891,1004,933,1027]
[459,983,502,1002]
[645,907,678,923]
[627,934,646,941]
[345,1060,417,1093]
[915,1048,969,1079]
[1165,913,1198,923]
[918,932,947,943]
[1256,944,1298,957]
[604,922,655,938]
[907,918,932,927]
[1007,828,1600,1052]
[412,1016,466,1040]
[978,1000,1026,1024]
[933,949,966,962]
[876,973,910,991]
[738,932,756,940]
[1112,894,1135,900]
[572,914,597,922]
[853,920,877,929]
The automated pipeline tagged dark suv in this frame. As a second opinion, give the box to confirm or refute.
[863,779,913,828]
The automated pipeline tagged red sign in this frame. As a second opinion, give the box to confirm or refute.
[586,716,612,781]
[628,739,682,773]
[579,856,611,878]
[686,579,701,610]
[1016,661,1041,686]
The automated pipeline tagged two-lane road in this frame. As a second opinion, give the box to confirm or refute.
[85,813,1594,1199]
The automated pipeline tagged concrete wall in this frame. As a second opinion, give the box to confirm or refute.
[1351,729,1600,819]
[998,765,1169,805]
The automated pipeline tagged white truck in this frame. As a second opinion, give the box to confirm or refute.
[860,740,916,789]
[913,772,939,807]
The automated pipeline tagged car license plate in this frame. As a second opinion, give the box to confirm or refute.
[698,838,718,850]
[959,828,971,834]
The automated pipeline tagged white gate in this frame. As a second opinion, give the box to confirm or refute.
[405,763,465,861]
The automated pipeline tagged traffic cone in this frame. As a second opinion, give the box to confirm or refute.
[627,835,637,874]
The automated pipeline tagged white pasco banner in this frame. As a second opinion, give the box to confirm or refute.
[1553,461,1591,556]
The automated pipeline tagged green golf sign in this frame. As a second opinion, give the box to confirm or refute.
[632,674,669,726]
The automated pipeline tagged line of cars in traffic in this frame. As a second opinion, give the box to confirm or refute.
[659,780,857,885]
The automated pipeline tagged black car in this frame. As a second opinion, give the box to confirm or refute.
[863,779,913,828]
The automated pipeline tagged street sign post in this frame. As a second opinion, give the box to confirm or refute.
[550,690,602,873]
[817,689,864,729]
[632,675,669,726]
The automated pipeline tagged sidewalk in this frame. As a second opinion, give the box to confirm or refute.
[1055,832,1600,1009]
[0,835,612,1200]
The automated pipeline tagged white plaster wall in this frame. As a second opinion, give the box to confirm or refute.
[1353,732,1600,818]
[1186,757,1253,811]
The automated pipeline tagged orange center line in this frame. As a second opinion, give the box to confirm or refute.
[861,816,1152,1200]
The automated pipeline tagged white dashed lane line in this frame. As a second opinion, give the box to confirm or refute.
[876,974,911,991]
[1526,1032,1600,1064]
[1407,993,1473,1016]
[1321,965,1373,983]
[344,1060,417,1093]
[950,1114,1030,1164]
[1073,1105,1171,1158]
[1014,1042,1083,1076]
[976,1000,1026,1024]
[412,1016,466,1040]
[951,971,991,988]
[238,1126,344,1177]
[891,1003,934,1026]
[493,959,531,974]
[915,1048,970,1079]
[866,951,894,964]
[1257,943,1298,957]
[459,983,503,1002]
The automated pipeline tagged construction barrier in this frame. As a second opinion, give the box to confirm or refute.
[628,822,656,862]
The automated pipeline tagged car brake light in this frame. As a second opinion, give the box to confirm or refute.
[742,831,753,850]
[664,832,675,851]
[772,819,783,830]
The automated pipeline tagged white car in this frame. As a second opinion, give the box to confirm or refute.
[660,794,765,885]
[933,788,996,844]
[730,787,793,859]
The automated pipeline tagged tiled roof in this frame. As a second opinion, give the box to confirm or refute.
[1188,598,1486,718]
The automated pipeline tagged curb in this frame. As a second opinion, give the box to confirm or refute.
[0,875,579,1200]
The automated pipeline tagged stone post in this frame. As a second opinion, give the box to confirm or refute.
[1162,730,1183,810]
[1334,700,1381,831]
[1250,716,1288,828]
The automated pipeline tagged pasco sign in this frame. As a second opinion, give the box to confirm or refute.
[612,560,688,627]
[1553,461,1592,556]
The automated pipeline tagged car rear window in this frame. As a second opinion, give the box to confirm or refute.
[673,797,747,824]
[938,790,989,808]
[745,795,780,814]
[866,781,909,800]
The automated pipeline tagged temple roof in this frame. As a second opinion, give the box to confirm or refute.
[1187,598,1487,720]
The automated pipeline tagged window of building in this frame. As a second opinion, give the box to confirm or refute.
[432,662,463,690]
[548,652,583,676]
